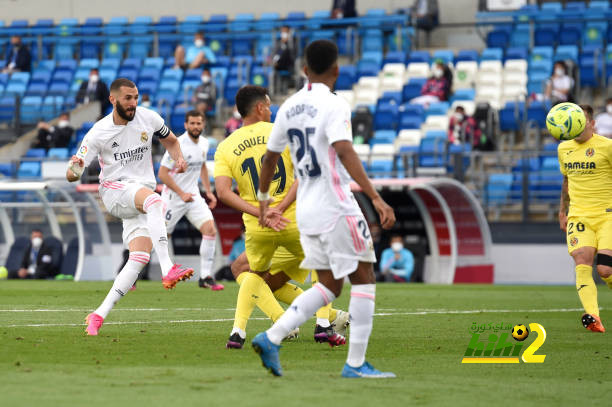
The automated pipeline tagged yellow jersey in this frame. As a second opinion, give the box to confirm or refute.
[558,134,612,217]
[214,121,296,231]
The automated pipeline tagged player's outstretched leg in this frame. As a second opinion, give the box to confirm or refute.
[252,332,282,376]
[311,271,348,344]
[254,283,336,374]
[86,251,150,336]
[341,284,395,378]
[582,313,605,333]
[140,194,193,289]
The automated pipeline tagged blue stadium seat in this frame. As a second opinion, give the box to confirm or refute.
[408,50,430,64]
[24,148,46,158]
[129,16,153,35]
[455,49,479,63]
[526,100,550,128]
[41,96,64,120]
[26,83,47,96]
[139,66,161,82]
[224,79,241,106]
[426,102,450,117]
[399,114,423,130]
[402,78,426,102]
[541,156,559,171]
[336,65,357,90]
[418,136,446,167]
[432,49,454,65]
[505,47,528,61]
[451,88,475,102]
[17,162,41,178]
[554,45,578,62]
[47,82,70,96]
[129,42,151,59]
[481,48,503,61]
[103,17,128,35]
[20,96,43,124]
[251,66,270,87]
[104,42,124,59]
[100,58,121,70]
[589,1,609,9]
[143,57,164,70]
[486,173,513,204]
[369,130,396,146]
[486,27,510,49]
[383,51,406,65]
[559,22,583,46]
[357,60,380,79]
[47,147,69,159]
[374,104,398,131]
[499,101,525,132]
[583,22,606,47]
[510,27,530,48]
[52,70,73,84]
[0,96,16,123]
[379,91,402,106]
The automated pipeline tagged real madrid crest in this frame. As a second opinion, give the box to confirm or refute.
[141,132,148,143]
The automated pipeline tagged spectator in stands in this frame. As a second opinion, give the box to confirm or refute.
[411,0,439,46]
[596,98,612,138]
[76,68,111,117]
[448,105,480,145]
[9,229,61,279]
[331,0,358,18]
[410,61,449,107]
[272,26,296,94]
[225,106,243,137]
[192,69,216,114]
[2,35,31,73]
[378,235,414,282]
[34,112,74,150]
[545,61,574,105]
[174,32,217,70]
[140,94,152,108]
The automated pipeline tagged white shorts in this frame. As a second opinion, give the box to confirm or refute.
[299,214,376,280]
[99,180,154,245]
[162,192,213,234]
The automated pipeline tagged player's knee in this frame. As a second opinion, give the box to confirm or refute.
[200,221,216,237]
[142,193,163,213]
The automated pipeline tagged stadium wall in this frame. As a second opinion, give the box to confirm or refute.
[0,0,477,25]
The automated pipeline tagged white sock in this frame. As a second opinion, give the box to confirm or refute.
[316,318,331,328]
[267,283,336,345]
[199,235,215,280]
[143,194,173,276]
[231,327,246,339]
[94,251,150,319]
[346,284,376,368]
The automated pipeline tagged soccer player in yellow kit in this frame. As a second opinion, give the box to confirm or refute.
[558,104,612,333]
[215,85,346,348]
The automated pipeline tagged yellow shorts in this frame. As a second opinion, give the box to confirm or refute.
[269,246,310,284]
[245,225,304,273]
[566,215,612,253]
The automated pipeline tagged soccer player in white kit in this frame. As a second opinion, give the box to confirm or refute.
[66,78,195,336]
[252,40,397,378]
[158,110,224,291]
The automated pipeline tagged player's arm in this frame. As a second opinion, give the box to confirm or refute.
[200,162,217,209]
[275,179,298,213]
[258,150,282,226]
[159,132,187,173]
[333,140,396,229]
[66,156,83,182]
[66,135,97,182]
[559,175,569,231]
[158,165,192,201]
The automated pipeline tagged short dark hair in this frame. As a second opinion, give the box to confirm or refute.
[235,85,268,117]
[606,98,612,105]
[110,78,136,93]
[305,40,338,75]
[31,228,42,235]
[59,111,70,118]
[390,234,403,240]
[90,68,99,74]
[185,110,204,122]
[455,105,465,113]
[580,104,594,121]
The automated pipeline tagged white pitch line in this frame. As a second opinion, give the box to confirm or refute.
[0,307,236,313]
[0,307,592,328]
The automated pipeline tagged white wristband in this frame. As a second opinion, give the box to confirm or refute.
[68,161,84,178]
[257,190,270,201]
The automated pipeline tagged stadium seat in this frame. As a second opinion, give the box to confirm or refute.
[418,136,446,167]
[486,173,513,204]
[336,65,357,90]
[47,148,69,159]
[481,48,503,61]
[17,162,42,178]
[455,49,479,63]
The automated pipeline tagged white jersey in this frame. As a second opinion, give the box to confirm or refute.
[76,106,169,189]
[267,82,362,235]
[160,132,208,196]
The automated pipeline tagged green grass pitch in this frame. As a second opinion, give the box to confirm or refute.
[0,281,610,407]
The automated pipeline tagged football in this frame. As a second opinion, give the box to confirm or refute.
[546,102,586,141]
[511,324,529,341]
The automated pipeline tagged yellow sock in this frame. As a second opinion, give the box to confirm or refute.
[257,282,285,323]
[602,274,612,290]
[576,264,599,316]
[316,302,331,320]
[233,273,265,331]
[273,283,303,305]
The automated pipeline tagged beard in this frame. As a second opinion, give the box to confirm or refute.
[115,101,136,122]
[187,129,202,139]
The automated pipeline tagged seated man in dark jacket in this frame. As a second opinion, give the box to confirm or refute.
[34,112,74,150]
[76,68,111,117]
[2,35,31,73]
[9,229,62,279]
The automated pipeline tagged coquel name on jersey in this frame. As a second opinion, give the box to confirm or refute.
[113,145,150,166]
[285,103,318,120]
[232,136,266,156]
[564,161,596,170]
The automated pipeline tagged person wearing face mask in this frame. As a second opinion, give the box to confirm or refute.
[10,230,62,279]
[174,33,217,70]
[447,105,480,146]
[595,98,612,139]
[378,235,414,282]
[192,69,217,114]
[545,61,574,105]
[410,61,450,107]
[76,68,111,117]
[272,26,296,94]
[225,105,243,137]
[34,112,74,150]
[2,35,31,73]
